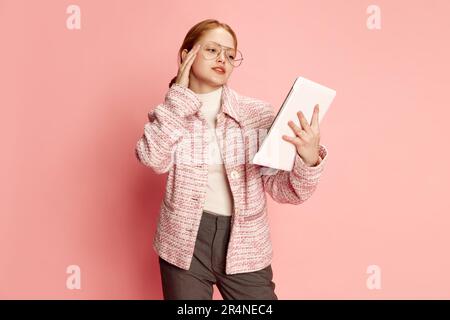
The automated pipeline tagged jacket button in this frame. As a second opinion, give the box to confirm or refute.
[230,170,240,179]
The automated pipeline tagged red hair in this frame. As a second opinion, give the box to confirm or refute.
[168,19,238,88]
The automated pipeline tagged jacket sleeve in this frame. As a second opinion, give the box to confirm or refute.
[135,83,202,174]
[259,102,329,204]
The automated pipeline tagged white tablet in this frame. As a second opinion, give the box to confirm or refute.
[252,76,336,171]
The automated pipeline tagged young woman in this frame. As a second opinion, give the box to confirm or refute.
[135,19,328,300]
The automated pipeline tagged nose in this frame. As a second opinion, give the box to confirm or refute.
[216,49,227,64]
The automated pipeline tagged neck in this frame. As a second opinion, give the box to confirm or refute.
[188,74,224,94]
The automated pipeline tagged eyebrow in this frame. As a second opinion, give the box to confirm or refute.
[209,41,235,50]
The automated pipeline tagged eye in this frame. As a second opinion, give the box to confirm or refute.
[229,55,235,60]
[208,48,217,53]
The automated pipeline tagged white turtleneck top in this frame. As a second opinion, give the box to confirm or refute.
[195,86,234,216]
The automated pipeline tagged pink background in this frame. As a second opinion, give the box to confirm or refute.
[1,0,449,299]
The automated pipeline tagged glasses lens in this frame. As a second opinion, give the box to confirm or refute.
[202,42,243,67]
[202,42,221,60]
[227,48,243,67]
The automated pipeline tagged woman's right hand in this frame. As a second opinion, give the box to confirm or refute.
[175,43,201,88]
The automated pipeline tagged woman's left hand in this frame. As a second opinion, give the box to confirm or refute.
[282,104,321,167]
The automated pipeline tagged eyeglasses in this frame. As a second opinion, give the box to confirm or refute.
[199,41,244,67]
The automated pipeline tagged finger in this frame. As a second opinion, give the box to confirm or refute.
[183,51,198,75]
[180,46,199,74]
[311,104,320,129]
[186,44,201,59]
[180,49,195,70]
[297,111,312,134]
[282,134,301,147]
[179,55,195,75]
[187,46,200,65]
[288,120,307,140]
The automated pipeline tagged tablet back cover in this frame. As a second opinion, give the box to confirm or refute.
[252,76,336,171]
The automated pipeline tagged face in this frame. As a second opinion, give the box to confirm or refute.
[181,28,237,93]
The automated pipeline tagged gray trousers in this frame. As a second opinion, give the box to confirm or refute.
[158,210,278,300]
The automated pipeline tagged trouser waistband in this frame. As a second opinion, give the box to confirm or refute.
[201,210,231,230]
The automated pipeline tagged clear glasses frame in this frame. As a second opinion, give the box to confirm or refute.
[199,41,244,67]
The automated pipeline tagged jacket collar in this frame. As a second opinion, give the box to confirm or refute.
[220,84,241,125]
[193,84,241,125]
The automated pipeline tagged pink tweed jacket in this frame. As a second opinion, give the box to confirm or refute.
[135,83,328,275]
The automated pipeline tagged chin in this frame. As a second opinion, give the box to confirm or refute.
[205,77,226,86]
[214,78,227,85]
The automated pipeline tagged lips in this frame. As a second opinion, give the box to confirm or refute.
[212,67,225,73]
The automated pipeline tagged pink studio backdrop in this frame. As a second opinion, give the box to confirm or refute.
[1,0,449,299]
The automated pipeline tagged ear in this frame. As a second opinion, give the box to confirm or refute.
[181,49,188,63]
